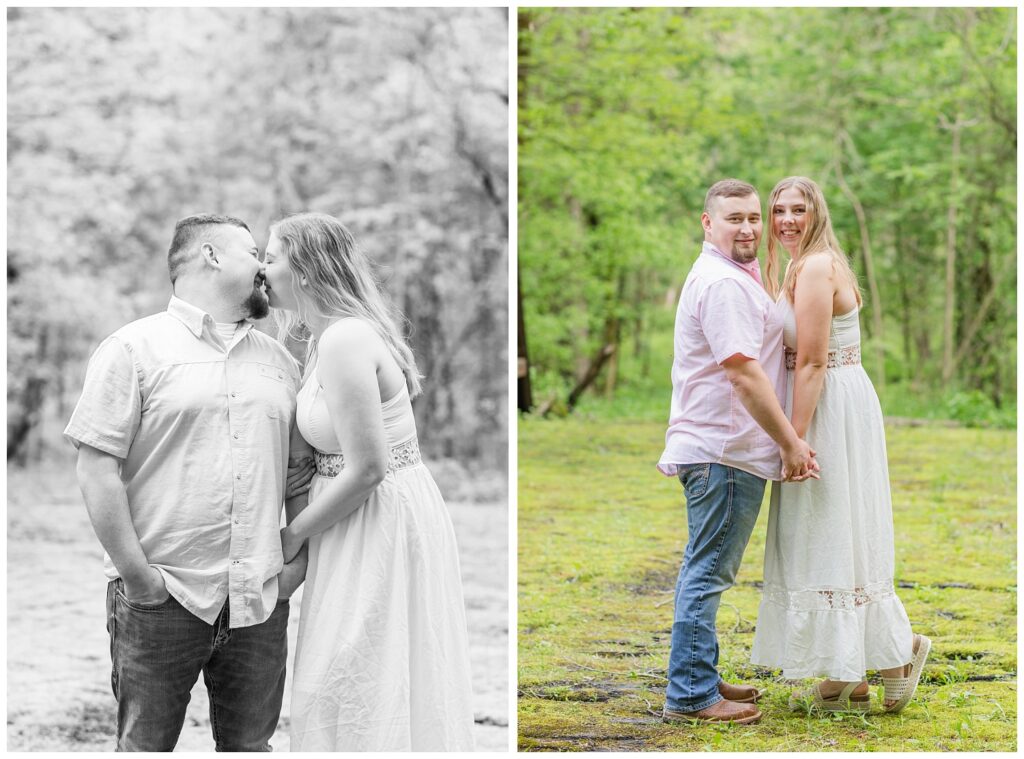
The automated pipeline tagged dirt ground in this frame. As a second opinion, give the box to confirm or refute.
[7,465,509,752]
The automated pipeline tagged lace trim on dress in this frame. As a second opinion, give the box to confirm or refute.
[762,578,897,611]
[785,344,861,371]
[313,438,422,478]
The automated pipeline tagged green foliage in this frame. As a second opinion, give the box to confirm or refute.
[8,8,508,468]
[533,300,1015,428]
[518,417,1016,750]
[942,391,1015,429]
[519,7,1016,414]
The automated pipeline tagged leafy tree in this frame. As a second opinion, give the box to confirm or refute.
[519,7,1015,420]
[8,8,509,466]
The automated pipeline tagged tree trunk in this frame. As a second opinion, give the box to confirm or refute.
[603,271,626,398]
[7,327,50,464]
[517,261,533,412]
[7,378,46,463]
[833,142,885,389]
[567,342,616,411]
[941,115,962,383]
[953,245,1010,368]
[894,226,914,383]
[517,9,533,413]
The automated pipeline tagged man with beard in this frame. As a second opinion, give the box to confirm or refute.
[657,180,818,725]
[65,214,309,751]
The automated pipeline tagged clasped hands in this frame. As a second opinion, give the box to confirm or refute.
[278,456,314,599]
[782,439,821,483]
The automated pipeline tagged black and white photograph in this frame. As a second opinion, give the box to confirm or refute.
[7,7,508,752]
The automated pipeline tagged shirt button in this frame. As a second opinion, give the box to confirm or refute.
[236,474,241,480]
[231,392,237,398]
[233,433,239,440]
[232,560,240,565]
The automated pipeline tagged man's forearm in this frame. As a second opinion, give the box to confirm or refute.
[77,457,150,582]
[728,362,800,452]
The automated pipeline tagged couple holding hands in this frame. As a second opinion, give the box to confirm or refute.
[658,177,931,725]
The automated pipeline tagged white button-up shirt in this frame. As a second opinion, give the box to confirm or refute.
[658,243,786,481]
[64,296,300,627]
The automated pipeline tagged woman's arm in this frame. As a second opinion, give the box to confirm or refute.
[790,254,836,439]
[284,412,313,521]
[278,412,312,597]
[281,320,389,561]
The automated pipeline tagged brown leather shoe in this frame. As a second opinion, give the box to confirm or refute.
[718,680,763,703]
[663,698,762,725]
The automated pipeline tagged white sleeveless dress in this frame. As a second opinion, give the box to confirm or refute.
[289,365,475,751]
[749,300,913,681]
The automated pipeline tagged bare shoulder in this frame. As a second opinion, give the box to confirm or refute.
[792,252,838,305]
[797,252,836,279]
[318,318,383,357]
[315,318,385,382]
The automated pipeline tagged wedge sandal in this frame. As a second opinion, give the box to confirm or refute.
[882,633,932,714]
[789,681,870,713]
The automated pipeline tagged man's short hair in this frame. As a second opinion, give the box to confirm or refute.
[703,179,758,214]
[167,214,250,284]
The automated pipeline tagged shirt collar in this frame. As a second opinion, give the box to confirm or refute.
[167,296,253,340]
[702,241,764,287]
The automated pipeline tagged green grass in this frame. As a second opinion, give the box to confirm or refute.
[517,419,1016,751]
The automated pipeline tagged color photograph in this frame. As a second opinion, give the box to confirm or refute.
[517,7,1015,751]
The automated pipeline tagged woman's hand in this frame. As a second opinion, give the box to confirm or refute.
[286,456,314,499]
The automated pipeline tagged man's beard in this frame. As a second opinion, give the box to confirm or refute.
[243,285,270,320]
[730,242,758,264]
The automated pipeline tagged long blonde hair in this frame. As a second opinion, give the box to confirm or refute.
[271,212,423,397]
[764,176,862,306]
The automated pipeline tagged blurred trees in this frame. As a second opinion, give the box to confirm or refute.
[519,7,1016,418]
[8,7,508,468]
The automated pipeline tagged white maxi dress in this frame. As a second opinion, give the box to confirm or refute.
[750,300,913,681]
[289,365,475,751]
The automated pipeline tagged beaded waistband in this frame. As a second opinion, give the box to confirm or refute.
[313,438,422,478]
[785,344,861,371]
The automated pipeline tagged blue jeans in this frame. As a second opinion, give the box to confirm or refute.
[665,463,765,712]
[105,579,289,751]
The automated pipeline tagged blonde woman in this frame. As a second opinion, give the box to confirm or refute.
[749,178,930,713]
[263,213,474,751]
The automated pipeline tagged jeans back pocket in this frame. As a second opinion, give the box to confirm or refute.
[678,463,711,498]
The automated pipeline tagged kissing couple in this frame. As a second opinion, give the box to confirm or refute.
[657,178,931,724]
[65,213,475,751]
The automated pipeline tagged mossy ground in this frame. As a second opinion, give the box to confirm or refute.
[518,419,1016,751]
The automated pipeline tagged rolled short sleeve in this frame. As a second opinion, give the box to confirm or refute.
[699,279,765,365]
[63,336,142,458]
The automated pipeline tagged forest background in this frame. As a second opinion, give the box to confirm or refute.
[9,6,509,474]
[7,7,509,751]
[518,6,1016,426]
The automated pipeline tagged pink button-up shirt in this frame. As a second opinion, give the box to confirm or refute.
[64,296,300,627]
[657,243,786,481]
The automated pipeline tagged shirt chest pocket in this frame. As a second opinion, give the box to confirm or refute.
[254,364,293,420]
